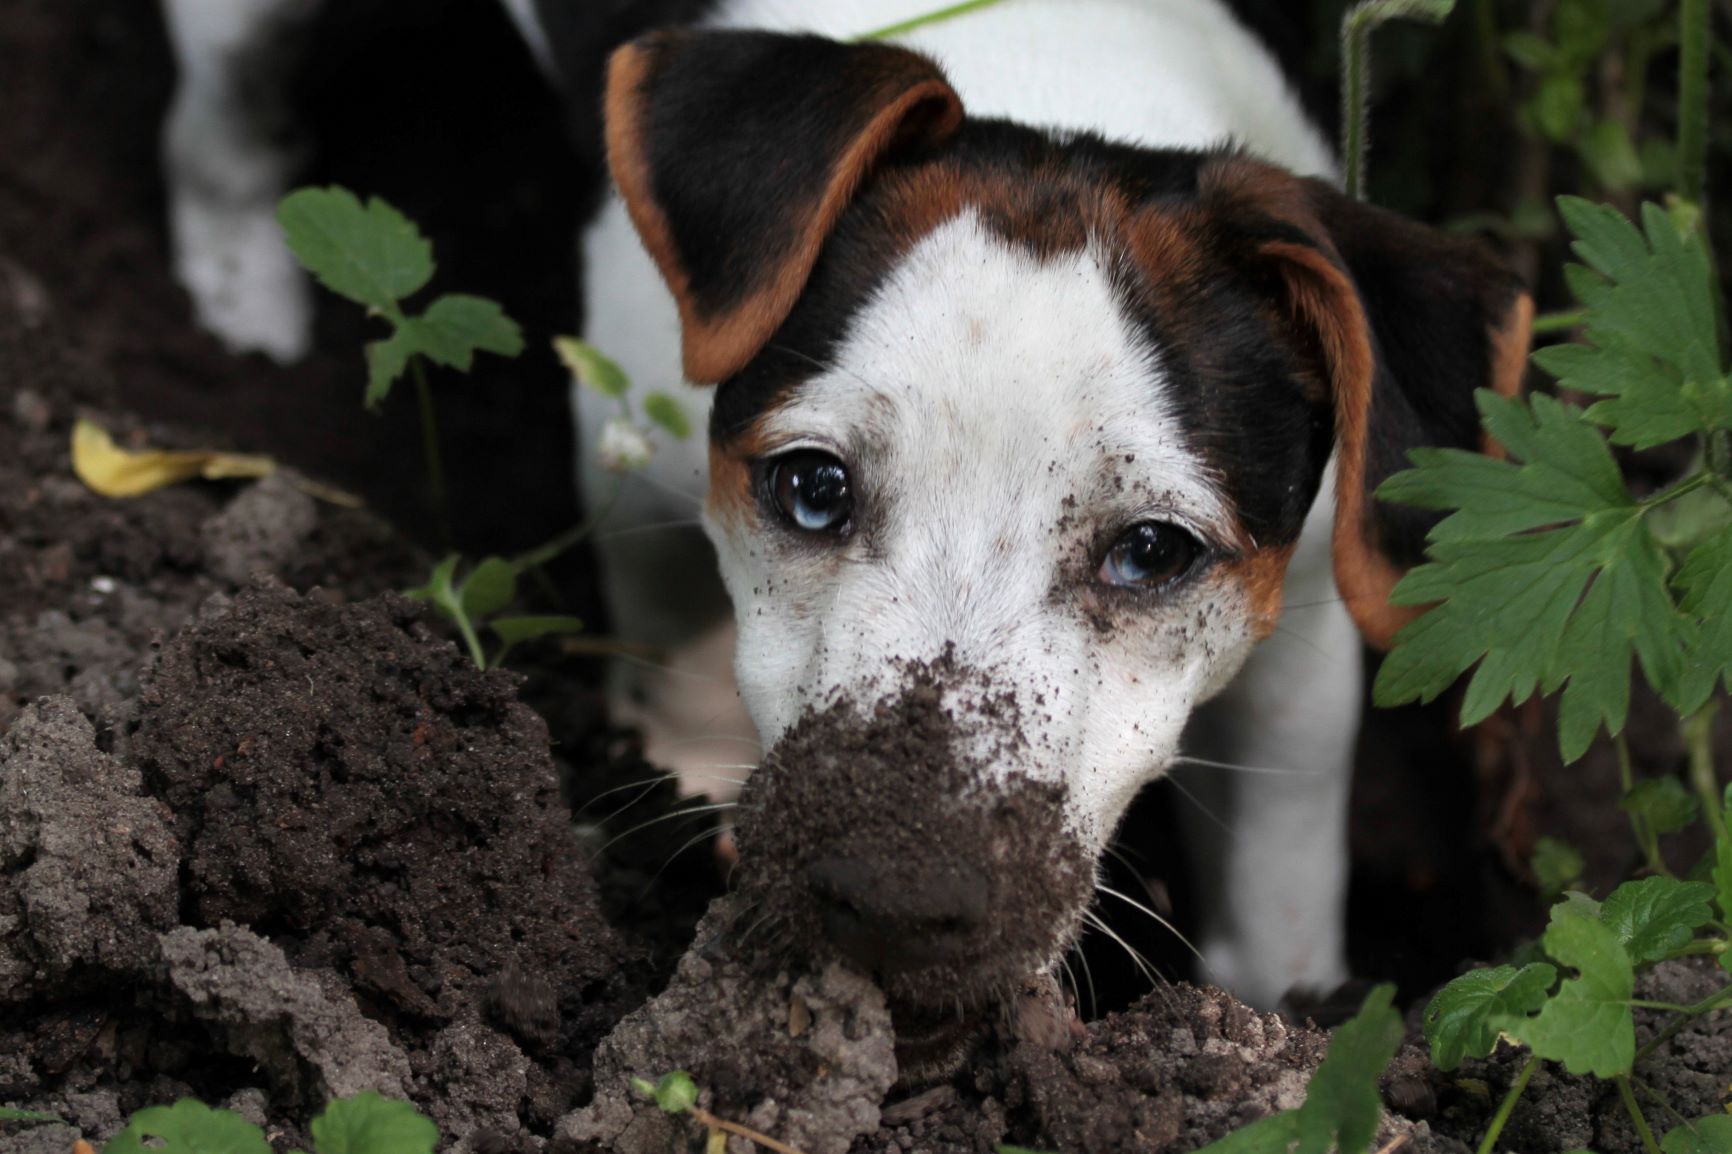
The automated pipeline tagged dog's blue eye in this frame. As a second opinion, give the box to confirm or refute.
[1099,522,1201,588]
[771,451,852,534]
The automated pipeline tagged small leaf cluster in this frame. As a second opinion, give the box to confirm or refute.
[557,336,693,474]
[278,187,524,409]
[95,1093,433,1154]
[1501,0,1676,193]
[1375,197,1732,762]
[406,553,582,671]
[1426,805,1732,1148]
[1193,985,1405,1153]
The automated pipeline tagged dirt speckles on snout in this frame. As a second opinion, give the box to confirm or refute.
[730,651,1091,1069]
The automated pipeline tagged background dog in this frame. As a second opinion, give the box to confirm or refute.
[158,0,1530,1011]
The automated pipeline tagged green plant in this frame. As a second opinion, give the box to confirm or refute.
[98,1093,435,1154]
[0,1108,60,1124]
[556,336,693,473]
[1340,0,1461,200]
[405,552,583,670]
[278,186,525,539]
[1424,821,1732,1153]
[632,1070,809,1154]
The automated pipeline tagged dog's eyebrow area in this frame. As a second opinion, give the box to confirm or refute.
[748,210,1238,548]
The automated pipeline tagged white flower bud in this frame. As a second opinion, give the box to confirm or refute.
[598,417,655,473]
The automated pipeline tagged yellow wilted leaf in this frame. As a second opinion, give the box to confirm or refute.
[71,419,276,499]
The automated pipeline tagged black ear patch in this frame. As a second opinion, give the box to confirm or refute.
[1200,158,1532,647]
[605,29,963,383]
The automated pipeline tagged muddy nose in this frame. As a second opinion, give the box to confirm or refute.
[806,855,989,973]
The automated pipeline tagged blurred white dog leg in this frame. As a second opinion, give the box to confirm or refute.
[159,0,319,362]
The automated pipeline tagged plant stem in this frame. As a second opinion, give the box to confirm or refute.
[1628,999,1697,1012]
[410,357,451,547]
[1530,309,1586,335]
[1616,735,1666,874]
[854,0,1006,41]
[1683,701,1726,843]
[511,479,624,573]
[1677,0,1709,209]
[452,607,487,670]
[1339,0,1459,200]
[1634,981,1732,1064]
[1476,1053,1539,1154]
[1617,1076,1663,1154]
[688,1105,810,1154]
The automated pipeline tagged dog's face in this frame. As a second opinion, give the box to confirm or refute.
[605,30,1530,1013]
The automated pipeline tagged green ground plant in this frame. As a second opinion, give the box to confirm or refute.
[0,1093,437,1154]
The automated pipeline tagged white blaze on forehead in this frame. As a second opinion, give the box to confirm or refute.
[711,212,1258,846]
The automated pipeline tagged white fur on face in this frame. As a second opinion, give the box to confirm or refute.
[707,213,1266,853]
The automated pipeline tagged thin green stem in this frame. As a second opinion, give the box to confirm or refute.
[854,0,1006,41]
[1677,0,1710,209]
[1616,735,1666,875]
[510,479,625,573]
[1639,469,1715,511]
[1530,309,1586,335]
[1629,999,1696,1013]
[1634,981,1732,1064]
[1671,937,1729,956]
[1617,1076,1663,1154]
[452,608,487,671]
[1683,701,1726,844]
[410,356,451,547]
[1476,1053,1539,1154]
[1339,0,1458,201]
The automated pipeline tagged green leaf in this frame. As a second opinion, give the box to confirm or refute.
[642,392,693,440]
[1423,963,1557,1071]
[652,1071,698,1114]
[278,187,433,313]
[1662,1114,1732,1153]
[1532,836,1586,896]
[459,556,519,620]
[1501,30,1557,69]
[1713,826,1732,923]
[105,1101,271,1154]
[489,615,585,666]
[404,554,461,611]
[1621,777,1700,837]
[1675,526,1732,711]
[403,294,524,372]
[1534,73,1585,142]
[1598,876,1716,964]
[0,1108,60,1123]
[1374,391,1690,760]
[554,337,631,398]
[1293,984,1404,1154]
[1191,1111,1301,1153]
[1495,902,1635,1077]
[1578,119,1643,191]
[365,328,417,411]
[310,1093,436,1154]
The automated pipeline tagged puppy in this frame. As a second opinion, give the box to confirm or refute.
[159,0,1531,1012]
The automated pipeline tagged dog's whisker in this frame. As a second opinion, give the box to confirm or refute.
[1162,773,1230,833]
[1095,882,1206,969]
[1171,754,1321,778]
[1080,909,1161,991]
[642,824,729,892]
[586,777,671,827]
[595,800,738,856]
[610,652,743,687]
[594,518,710,542]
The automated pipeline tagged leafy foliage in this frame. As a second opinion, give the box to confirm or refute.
[1597,876,1716,964]
[1531,836,1586,896]
[1662,1114,1732,1153]
[1375,198,1732,762]
[405,554,581,671]
[1497,905,1634,1078]
[1423,963,1556,1071]
[1622,777,1701,837]
[307,1092,438,1154]
[99,1095,435,1154]
[278,187,524,411]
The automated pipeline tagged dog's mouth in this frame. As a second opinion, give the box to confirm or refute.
[729,652,1092,1066]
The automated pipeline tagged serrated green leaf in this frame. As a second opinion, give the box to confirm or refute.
[404,294,524,372]
[278,187,433,313]
[1532,836,1586,896]
[1424,963,1557,1071]
[1599,876,1716,964]
[1495,903,1635,1077]
[1662,1114,1732,1153]
[1192,1111,1301,1153]
[653,1071,698,1114]
[1621,777,1700,836]
[1533,339,1701,450]
[310,1093,437,1154]
[642,392,693,440]
[365,328,417,411]
[105,1100,271,1154]
[554,337,631,398]
[1675,526,1732,710]
[1293,984,1404,1154]
[1555,890,1605,921]
[459,557,518,620]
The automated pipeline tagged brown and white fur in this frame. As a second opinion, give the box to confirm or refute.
[159,0,1531,1013]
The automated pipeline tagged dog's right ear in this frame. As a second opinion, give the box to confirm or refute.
[606,30,964,384]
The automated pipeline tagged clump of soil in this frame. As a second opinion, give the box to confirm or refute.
[560,898,897,1154]
[732,653,1092,1080]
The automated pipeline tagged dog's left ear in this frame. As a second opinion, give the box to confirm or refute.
[605,29,964,384]
[1202,159,1534,648]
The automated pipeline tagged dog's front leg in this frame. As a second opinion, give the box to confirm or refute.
[159,0,320,362]
[1174,502,1360,1010]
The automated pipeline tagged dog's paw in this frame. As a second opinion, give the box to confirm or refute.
[170,194,314,363]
